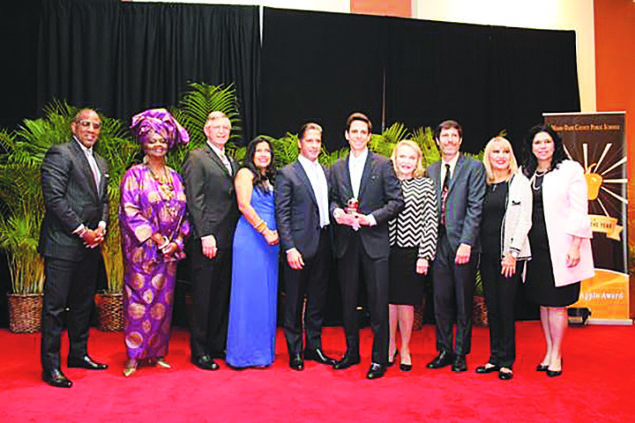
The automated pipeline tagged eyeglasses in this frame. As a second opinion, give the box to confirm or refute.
[77,120,102,130]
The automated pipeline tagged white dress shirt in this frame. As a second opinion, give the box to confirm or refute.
[298,154,330,228]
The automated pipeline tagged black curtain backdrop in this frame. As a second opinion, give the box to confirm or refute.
[260,8,387,148]
[261,8,580,155]
[36,0,261,140]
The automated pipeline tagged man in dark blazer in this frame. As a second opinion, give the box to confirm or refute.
[426,120,486,372]
[183,111,240,371]
[329,113,404,380]
[39,109,109,388]
[275,122,336,371]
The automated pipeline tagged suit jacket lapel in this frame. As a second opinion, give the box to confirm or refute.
[294,161,318,206]
[357,152,373,200]
[71,140,100,198]
[449,154,466,193]
[205,143,232,178]
[430,162,443,206]
[342,155,354,199]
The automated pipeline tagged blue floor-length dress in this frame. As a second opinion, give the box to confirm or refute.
[226,186,279,368]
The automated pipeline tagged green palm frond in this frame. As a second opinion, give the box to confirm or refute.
[166,82,243,171]
[410,127,440,167]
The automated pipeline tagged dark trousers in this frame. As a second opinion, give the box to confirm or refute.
[41,252,99,372]
[338,234,389,365]
[283,229,331,356]
[189,241,232,358]
[480,252,519,368]
[432,231,477,356]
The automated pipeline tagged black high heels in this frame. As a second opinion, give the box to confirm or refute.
[388,349,398,367]
[546,358,563,377]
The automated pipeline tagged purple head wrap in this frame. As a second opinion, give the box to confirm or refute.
[130,108,189,150]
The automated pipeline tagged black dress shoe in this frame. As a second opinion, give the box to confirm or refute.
[451,355,467,372]
[191,355,220,371]
[366,363,386,380]
[42,369,73,388]
[426,351,455,369]
[304,348,336,365]
[67,355,108,370]
[475,363,500,374]
[498,368,513,380]
[289,354,304,371]
[333,355,361,370]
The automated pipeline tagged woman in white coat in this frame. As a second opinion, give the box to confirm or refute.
[475,137,532,381]
[521,125,594,377]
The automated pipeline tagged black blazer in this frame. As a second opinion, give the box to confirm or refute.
[427,153,486,252]
[329,152,404,260]
[38,139,109,261]
[182,142,240,249]
[275,160,329,260]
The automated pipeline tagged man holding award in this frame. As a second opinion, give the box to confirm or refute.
[329,112,404,379]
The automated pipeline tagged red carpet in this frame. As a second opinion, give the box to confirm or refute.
[1,322,634,422]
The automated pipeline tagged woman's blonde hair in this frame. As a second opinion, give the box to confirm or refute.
[391,140,425,178]
[482,136,518,184]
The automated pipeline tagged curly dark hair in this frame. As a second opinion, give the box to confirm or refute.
[242,137,276,191]
[521,124,566,177]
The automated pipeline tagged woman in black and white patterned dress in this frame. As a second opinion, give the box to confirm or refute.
[388,140,438,371]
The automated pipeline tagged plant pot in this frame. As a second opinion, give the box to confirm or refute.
[472,295,488,327]
[95,292,124,332]
[7,293,43,333]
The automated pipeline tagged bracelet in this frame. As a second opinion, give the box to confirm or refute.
[158,236,170,250]
[254,220,267,233]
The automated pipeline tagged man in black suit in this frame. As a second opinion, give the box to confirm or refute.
[426,120,485,372]
[183,111,240,370]
[329,112,404,379]
[275,122,336,371]
[39,109,109,388]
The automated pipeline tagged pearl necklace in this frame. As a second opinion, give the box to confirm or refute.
[530,169,548,191]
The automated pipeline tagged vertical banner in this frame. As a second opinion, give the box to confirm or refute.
[544,112,629,324]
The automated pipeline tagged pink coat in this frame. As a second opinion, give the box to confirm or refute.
[541,160,595,286]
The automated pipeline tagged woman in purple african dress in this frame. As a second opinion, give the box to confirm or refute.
[119,108,190,377]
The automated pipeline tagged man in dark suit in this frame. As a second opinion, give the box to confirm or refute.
[329,112,404,380]
[39,109,109,388]
[183,111,240,370]
[426,120,486,372]
[275,122,336,371]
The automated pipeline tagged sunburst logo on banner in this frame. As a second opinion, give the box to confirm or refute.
[562,142,626,241]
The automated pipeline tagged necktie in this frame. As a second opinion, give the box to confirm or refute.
[219,151,232,175]
[440,163,450,226]
[86,150,101,194]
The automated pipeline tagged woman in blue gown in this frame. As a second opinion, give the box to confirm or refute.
[226,137,280,368]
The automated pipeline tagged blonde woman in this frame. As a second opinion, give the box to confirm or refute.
[387,140,437,371]
[476,137,532,381]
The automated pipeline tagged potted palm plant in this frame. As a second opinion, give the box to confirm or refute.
[0,127,47,332]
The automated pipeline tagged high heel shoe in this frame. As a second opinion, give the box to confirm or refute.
[399,362,412,372]
[536,363,549,372]
[155,357,171,369]
[123,360,138,377]
[546,358,563,377]
[388,349,398,367]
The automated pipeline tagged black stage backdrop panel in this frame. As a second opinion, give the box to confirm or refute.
[385,20,580,154]
[260,8,386,150]
[37,0,260,140]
